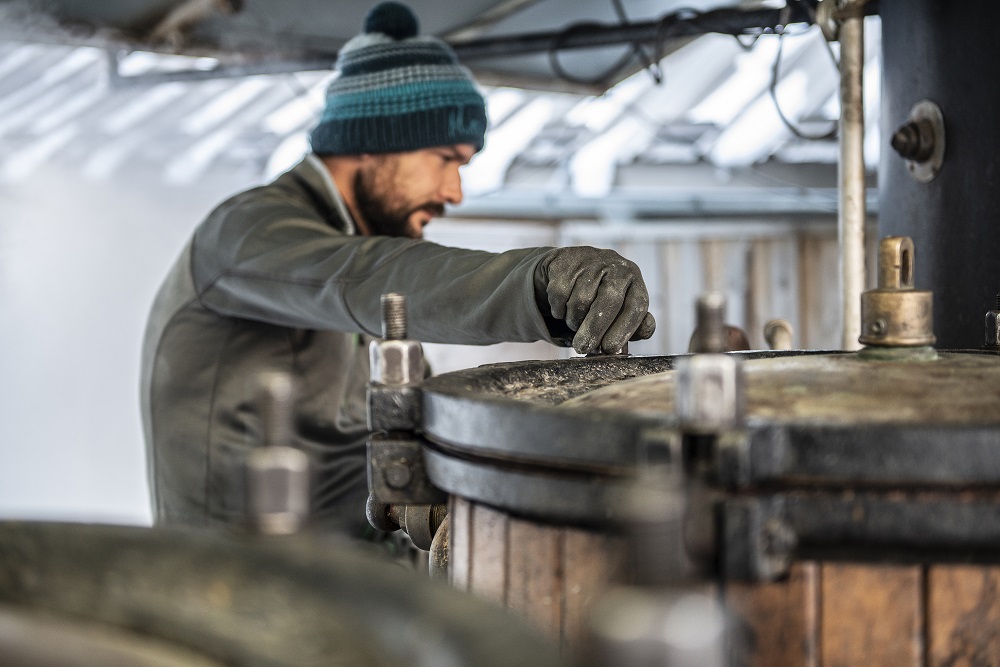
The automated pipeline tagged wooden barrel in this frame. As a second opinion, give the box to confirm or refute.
[447,496,628,649]
[420,350,1000,664]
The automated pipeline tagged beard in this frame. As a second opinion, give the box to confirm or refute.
[353,169,444,238]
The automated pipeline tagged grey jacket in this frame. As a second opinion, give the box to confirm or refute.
[141,157,557,534]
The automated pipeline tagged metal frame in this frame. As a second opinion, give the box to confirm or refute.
[421,350,1000,532]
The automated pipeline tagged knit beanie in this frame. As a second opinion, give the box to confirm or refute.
[310,1,488,155]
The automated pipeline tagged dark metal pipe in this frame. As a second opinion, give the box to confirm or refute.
[451,5,816,62]
[109,2,855,87]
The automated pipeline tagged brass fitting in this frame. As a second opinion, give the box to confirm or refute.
[859,237,935,347]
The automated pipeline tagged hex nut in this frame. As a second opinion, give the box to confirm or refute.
[676,354,744,433]
[987,310,1000,348]
[370,339,423,386]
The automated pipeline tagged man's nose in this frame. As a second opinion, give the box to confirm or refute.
[440,165,463,205]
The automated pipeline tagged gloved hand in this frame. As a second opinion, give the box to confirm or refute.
[534,246,656,354]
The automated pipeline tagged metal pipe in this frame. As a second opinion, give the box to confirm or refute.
[452,6,815,62]
[837,3,866,350]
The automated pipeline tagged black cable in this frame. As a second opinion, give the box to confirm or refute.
[769,27,838,141]
[547,0,671,88]
[547,21,641,87]
[610,0,662,84]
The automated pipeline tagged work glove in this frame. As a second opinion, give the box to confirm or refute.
[534,246,656,355]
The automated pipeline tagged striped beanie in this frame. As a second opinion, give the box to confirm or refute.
[310,1,487,155]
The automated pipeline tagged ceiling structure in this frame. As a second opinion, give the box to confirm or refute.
[0,0,881,220]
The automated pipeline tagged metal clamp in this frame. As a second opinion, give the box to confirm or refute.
[366,293,445,530]
[721,497,797,582]
[367,434,446,505]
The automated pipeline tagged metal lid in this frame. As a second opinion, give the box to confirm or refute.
[562,351,1000,425]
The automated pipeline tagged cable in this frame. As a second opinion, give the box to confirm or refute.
[547,0,671,88]
[611,0,662,84]
[547,21,641,87]
[769,27,838,141]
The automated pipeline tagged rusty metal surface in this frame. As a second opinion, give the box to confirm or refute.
[562,352,1000,425]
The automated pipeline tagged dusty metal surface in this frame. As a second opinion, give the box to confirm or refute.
[562,352,1000,425]
[0,604,222,667]
[0,522,571,667]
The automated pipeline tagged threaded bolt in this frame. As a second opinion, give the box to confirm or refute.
[261,372,294,448]
[381,293,407,340]
[694,292,727,354]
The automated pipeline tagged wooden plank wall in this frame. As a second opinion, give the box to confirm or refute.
[562,221,878,354]
[426,218,879,371]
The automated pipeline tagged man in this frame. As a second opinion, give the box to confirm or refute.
[140,1,655,535]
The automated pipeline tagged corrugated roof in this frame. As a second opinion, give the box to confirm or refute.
[0,17,881,217]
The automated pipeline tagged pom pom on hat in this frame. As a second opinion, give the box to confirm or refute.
[364,1,419,40]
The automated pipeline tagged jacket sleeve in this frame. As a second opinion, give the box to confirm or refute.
[190,189,557,345]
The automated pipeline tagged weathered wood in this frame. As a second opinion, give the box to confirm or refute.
[746,238,773,351]
[821,563,923,667]
[725,562,818,667]
[468,503,508,606]
[561,529,628,649]
[506,517,564,642]
[448,495,471,591]
[928,565,1000,666]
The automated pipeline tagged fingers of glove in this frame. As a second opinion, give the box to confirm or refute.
[629,311,657,341]
[571,277,637,354]
[562,267,606,332]
[544,261,581,321]
[543,247,604,320]
[596,281,651,353]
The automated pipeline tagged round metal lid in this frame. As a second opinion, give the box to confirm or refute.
[562,351,1000,425]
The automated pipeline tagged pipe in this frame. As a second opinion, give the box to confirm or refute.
[452,5,816,62]
[837,3,866,350]
[106,3,823,86]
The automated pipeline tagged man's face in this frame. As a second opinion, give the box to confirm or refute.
[353,144,476,239]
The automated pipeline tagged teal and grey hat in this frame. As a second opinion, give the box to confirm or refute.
[310,1,487,155]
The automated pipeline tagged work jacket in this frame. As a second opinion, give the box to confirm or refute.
[140,156,557,535]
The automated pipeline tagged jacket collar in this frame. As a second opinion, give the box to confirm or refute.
[281,155,358,236]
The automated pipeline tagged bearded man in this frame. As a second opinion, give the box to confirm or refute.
[140,1,655,535]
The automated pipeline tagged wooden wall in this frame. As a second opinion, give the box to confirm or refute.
[425,216,880,372]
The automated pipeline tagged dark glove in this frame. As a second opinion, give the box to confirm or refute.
[534,246,656,354]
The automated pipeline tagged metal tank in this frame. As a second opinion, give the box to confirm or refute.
[880,0,1000,348]
[366,237,1000,665]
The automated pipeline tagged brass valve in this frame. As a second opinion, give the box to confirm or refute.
[858,237,935,347]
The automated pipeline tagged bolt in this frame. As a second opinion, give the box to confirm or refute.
[384,462,412,490]
[365,494,401,532]
[868,319,887,337]
[246,446,310,535]
[764,319,793,350]
[764,518,798,556]
[693,292,727,354]
[261,372,294,448]
[381,293,407,340]
[891,119,935,162]
[986,293,1000,348]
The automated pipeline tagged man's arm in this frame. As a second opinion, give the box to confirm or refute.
[192,194,654,350]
